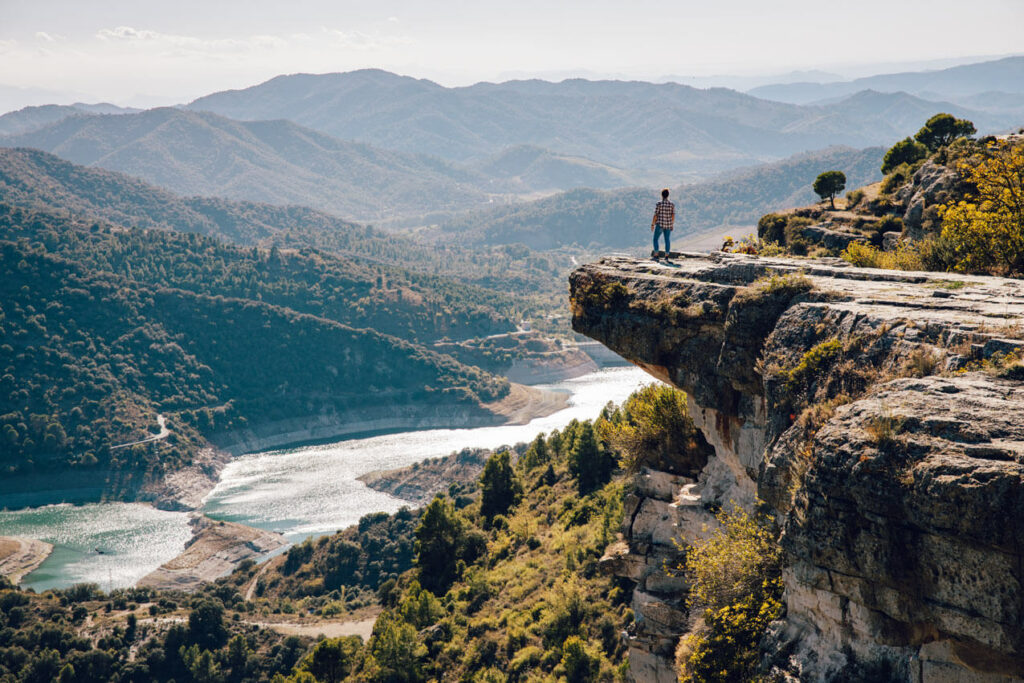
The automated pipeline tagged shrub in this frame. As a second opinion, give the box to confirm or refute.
[560,636,602,683]
[757,213,788,245]
[735,272,813,304]
[785,339,842,395]
[597,384,709,475]
[845,189,865,209]
[880,164,912,195]
[940,142,1024,275]
[678,505,783,682]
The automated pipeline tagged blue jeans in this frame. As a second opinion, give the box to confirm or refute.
[653,225,671,253]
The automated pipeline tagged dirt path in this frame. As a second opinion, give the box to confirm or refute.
[111,414,169,450]
[244,556,278,601]
[253,615,378,640]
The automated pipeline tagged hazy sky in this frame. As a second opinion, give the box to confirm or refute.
[1,0,1022,108]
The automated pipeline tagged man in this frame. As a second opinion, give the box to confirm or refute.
[651,188,675,259]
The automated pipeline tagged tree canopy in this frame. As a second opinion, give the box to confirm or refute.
[812,170,847,209]
[479,450,522,521]
[914,113,976,152]
[882,137,928,174]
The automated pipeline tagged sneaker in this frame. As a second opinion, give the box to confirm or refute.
[651,250,662,259]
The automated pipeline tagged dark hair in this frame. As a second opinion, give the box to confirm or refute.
[661,188,670,199]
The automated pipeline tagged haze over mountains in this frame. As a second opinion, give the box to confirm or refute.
[1,57,1018,230]
[748,55,1024,106]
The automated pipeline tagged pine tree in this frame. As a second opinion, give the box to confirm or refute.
[480,450,522,521]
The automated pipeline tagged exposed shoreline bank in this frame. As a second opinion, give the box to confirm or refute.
[0,537,54,585]
[137,515,287,592]
[0,383,569,515]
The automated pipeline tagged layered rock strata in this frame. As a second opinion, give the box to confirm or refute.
[573,253,1024,682]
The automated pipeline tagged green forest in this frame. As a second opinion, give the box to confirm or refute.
[0,215,510,478]
[0,385,781,682]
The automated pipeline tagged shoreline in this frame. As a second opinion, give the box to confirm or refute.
[0,365,637,590]
[0,383,570,590]
[0,382,570,516]
[137,515,287,592]
[0,537,54,585]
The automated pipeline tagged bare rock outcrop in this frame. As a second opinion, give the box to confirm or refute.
[896,160,965,239]
[571,252,1024,682]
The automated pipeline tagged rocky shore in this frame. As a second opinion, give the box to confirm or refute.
[137,515,287,592]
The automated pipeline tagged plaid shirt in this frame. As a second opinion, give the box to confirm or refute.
[653,199,675,230]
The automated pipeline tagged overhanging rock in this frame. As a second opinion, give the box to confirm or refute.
[573,252,1024,682]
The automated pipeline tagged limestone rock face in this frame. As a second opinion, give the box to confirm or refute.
[800,224,868,251]
[572,253,1024,682]
[896,160,964,239]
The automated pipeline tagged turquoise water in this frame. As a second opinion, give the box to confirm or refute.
[204,366,652,541]
[0,503,192,592]
[1,367,652,589]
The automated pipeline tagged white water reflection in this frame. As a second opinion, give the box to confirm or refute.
[203,366,651,541]
[2,366,653,588]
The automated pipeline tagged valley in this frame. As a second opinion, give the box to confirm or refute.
[0,39,1021,683]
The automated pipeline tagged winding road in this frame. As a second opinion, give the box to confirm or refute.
[110,414,169,450]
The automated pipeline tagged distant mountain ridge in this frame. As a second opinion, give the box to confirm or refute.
[748,55,1024,106]
[0,107,656,220]
[0,108,494,222]
[184,69,1011,176]
[0,103,137,136]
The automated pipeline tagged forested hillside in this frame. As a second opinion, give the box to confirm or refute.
[0,148,574,300]
[438,145,885,249]
[0,203,517,345]
[0,213,509,479]
[0,108,495,221]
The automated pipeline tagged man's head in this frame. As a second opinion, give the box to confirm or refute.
[661,188,670,199]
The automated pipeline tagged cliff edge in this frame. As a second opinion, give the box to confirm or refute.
[571,252,1024,682]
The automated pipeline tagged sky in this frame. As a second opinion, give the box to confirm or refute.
[1,0,1022,110]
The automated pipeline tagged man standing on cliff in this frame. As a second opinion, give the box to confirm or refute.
[651,188,675,259]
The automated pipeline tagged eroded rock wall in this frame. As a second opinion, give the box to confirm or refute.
[573,253,1024,682]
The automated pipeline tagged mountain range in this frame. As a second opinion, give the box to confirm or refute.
[0,102,137,136]
[0,107,649,221]
[748,55,1024,107]
[1,66,1014,228]
[184,68,1018,175]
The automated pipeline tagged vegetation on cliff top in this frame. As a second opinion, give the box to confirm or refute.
[749,113,1024,279]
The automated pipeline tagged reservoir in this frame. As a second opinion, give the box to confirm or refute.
[2,366,651,591]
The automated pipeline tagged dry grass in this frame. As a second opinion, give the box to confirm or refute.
[0,539,19,561]
[865,406,905,447]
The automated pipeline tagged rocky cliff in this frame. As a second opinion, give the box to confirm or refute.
[572,253,1024,682]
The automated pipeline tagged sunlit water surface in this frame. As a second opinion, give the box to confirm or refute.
[1,366,652,589]
[0,503,192,592]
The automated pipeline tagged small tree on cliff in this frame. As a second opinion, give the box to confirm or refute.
[813,170,846,209]
[882,137,928,174]
[914,113,976,152]
[479,450,522,521]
